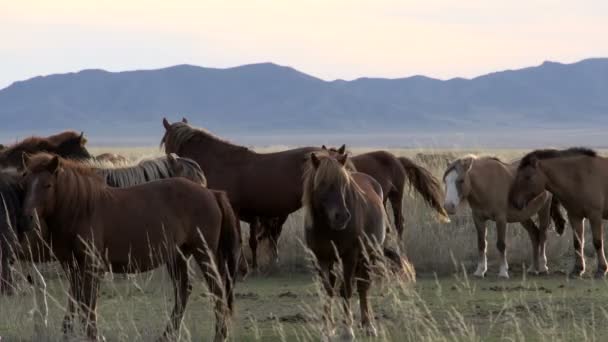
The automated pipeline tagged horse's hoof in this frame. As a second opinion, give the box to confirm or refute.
[473,270,486,278]
[498,272,509,279]
[363,323,378,337]
[594,270,607,279]
[338,326,355,342]
[569,270,584,279]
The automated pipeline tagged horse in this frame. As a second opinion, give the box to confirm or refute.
[0,131,91,170]
[20,153,242,341]
[443,155,566,278]
[509,147,608,278]
[0,153,218,295]
[304,152,400,340]
[161,117,322,270]
[95,153,128,164]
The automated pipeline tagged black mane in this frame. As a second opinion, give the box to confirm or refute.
[519,147,597,169]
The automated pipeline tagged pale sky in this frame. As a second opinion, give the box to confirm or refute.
[1,0,607,89]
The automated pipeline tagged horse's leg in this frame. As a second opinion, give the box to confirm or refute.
[496,218,509,279]
[589,215,607,278]
[249,218,260,271]
[269,215,288,265]
[80,265,101,340]
[193,250,229,342]
[61,261,79,336]
[537,200,552,274]
[472,215,488,278]
[163,257,192,339]
[317,259,336,340]
[520,219,540,274]
[569,214,586,277]
[389,191,405,238]
[338,255,357,342]
[356,259,376,337]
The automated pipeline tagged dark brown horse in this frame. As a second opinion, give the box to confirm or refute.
[303,152,398,341]
[161,117,322,270]
[509,147,608,278]
[20,153,242,341]
[256,145,449,266]
[0,131,91,170]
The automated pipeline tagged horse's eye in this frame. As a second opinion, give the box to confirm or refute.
[456,179,464,184]
[45,184,52,189]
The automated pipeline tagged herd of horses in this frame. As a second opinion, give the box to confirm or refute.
[0,118,605,341]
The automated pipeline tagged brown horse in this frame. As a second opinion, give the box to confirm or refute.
[0,131,91,170]
[509,147,608,278]
[95,152,128,164]
[255,145,449,266]
[443,155,565,278]
[20,153,242,341]
[161,117,322,270]
[304,152,396,341]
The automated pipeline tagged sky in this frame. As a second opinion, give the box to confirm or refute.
[1,0,607,89]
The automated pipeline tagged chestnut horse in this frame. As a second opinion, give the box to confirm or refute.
[443,155,565,278]
[20,153,241,341]
[509,147,608,278]
[304,152,399,341]
[161,117,322,270]
[0,131,91,170]
[0,153,219,295]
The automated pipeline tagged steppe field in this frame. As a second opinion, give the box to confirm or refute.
[2,147,608,342]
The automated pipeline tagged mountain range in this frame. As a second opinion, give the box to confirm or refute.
[1,58,607,146]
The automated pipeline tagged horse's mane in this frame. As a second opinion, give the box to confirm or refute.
[302,154,365,226]
[160,122,250,154]
[2,131,82,153]
[26,154,106,231]
[442,154,504,180]
[519,147,597,169]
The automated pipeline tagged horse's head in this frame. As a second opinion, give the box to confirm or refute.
[20,153,60,234]
[442,156,475,215]
[509,154,547,210]
[167,153,207,187]
[52,132,92,160]
[309,153,352,231]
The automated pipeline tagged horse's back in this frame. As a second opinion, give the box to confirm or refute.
[352,151,403,197]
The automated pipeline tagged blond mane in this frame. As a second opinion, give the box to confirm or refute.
[302,154,365,227]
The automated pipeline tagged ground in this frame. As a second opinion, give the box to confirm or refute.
[1,269,607,341]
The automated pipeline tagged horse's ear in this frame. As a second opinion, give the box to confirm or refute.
[162,118,171,130]
[321,145,327,150]
[22,152,32,171]
[337,144,346,154]
[311,153,320,168]
[181,117,188,124]
[47,156,60,174]
[79,132,88,146]
[167,153,178,164]
[0,143,5,151]
[337,153,348,166]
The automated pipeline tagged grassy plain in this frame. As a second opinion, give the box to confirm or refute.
[1,147,606,341]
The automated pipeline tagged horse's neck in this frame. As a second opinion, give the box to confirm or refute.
[188,138,256,165]
[541,158,588,203]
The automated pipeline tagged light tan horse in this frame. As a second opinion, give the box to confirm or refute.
[443,155,565,278]
[509,148,608,278]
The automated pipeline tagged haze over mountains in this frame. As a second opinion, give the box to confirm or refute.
[1,58,607,147]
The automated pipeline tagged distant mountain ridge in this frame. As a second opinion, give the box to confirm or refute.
[1,58,607,143]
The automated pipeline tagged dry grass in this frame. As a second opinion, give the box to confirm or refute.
[2,146,607,341]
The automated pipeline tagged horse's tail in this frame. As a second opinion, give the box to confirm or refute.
[398,157,450,223]
[213,190,243,314]
[550,195,567,236]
